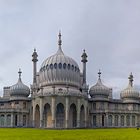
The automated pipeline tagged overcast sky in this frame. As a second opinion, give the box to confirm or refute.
[0,0,140,98]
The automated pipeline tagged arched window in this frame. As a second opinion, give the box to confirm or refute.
[43,103,52,128]
[50,64,53,69]
[58,63,62,69]
[121,115,124,126]
[63,63,66,69]
[54,63,57,69]
[132,115,136,126]
[23,115,26,126]
[71,65,74,71]
[6,115,11,126]
[23,102,26,109]
[126,115,130,126]
[56,103,64,128]
[69,104,77,128]
[67,64,70,70]
[0,115,4,126]
[93,115,96,127]
[115,115,118,126]
[108,115,112,126]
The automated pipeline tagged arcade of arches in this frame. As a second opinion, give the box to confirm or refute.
[33,98,87,128]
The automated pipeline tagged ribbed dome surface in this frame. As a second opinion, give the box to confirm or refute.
[10,70,30,97]
[89,71,111,98]
[39,46,81,87]
[121,73,139,99]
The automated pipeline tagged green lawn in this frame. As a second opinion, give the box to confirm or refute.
[0,128,140,140]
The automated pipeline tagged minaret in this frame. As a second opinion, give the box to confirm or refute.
[81,49,88,86]
[32,48,38,84]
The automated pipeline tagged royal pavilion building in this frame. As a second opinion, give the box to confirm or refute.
[0,32,139,128]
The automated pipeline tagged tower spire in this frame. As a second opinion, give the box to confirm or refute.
[81,49,88,85]
[57,31,63,54]
[98,69,101,79]
[58,31,62,47]
[18,68,22,82]
[128,72,133,87]
[32,48,38,84]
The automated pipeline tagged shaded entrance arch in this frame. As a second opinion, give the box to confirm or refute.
[80,105,85,127]
[43,103,52,128]
[56,103,65,128]
[69,104,77,128]
[35,104,40,128]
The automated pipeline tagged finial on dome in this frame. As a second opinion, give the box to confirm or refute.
[128,72,133,87]
[57,31,64,54]
[98,69,101,79]
[58,31,62,46]
[34,48,36,52]
[18,68,22,82]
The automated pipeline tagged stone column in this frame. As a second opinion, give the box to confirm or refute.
[32,100,35,127]
[112,115,115,127]
[77,98,80,128]
[52,96,56,128]
[11,113,14,127]
[65,97,69,128]
[84,101,88,128]
[136,115,138,127]
[40,97,43,128]
[124,115,127,127]
[130,115,132,127]
[105,113,108,127]
[118,115,121,127]
[4,114,6,127]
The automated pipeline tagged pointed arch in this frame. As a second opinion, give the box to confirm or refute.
[43,103,52,128]
[80,105,85,127]
[56,103,65,128]
[121,115,124,126]
[108,115,113,126]
[35,104,40,128]
[69,103,77,128]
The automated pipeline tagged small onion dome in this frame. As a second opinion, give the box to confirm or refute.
[120,73,139,102]
[89,70,112,99]
[10,69,30,97]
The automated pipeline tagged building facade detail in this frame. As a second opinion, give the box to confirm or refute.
[0,33,139,128]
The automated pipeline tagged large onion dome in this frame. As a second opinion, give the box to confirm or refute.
[89,70,112,100]
[39,32,81,88]
[10,69,30,98]
[120,73,139,103]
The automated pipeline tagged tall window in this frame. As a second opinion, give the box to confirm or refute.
[93,103,96,110]
[126,115,130,126]
[0,115,4,126]
[23,102,26,109]
[56,103,64,128]
[108,115,112,126]
[115,115,118,126]
[23,115,26,126]
[93,115,96,127]
[6,115,11,126]
[132,115,135,126]
[121,115,124,126]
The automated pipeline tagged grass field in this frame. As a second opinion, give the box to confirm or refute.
[1,128,140,140]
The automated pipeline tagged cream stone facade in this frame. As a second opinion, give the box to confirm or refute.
[0,33,139,128]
